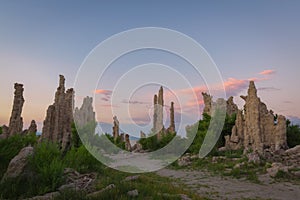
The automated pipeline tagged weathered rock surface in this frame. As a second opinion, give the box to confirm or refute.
[74,96,95,128]
[153,87,164,139]
[202,92,213,116]
[152,86,176,139]
[225,81,288,154]
[202,92,237,117]
[168,101,175,133]
[112,116,119,141]
[226,96,238,116]
[58,168,96,193]
[87,184,115,198]
[266,162,289,177]
[8,83,25,135]
[27,192,60,200]
[2,146,34,181]
[125,134,131,151]
[41,75,74,151]
[123,175,140,182]
[132,142,143,153]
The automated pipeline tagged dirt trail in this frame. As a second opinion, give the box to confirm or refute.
[156,168,300,200]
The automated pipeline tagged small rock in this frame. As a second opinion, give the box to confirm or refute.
[267,162,289,177]
[87,184,115,197]
[58,183,76,192]
[180,194,192,200]
[127,189,139,197]
[247,152,261,164]
[178,156,191,167]
[123,175,140,182]
[27,192,59,200]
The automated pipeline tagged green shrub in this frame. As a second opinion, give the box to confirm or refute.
[64,145,104,173]
[29,142,65,193]
[139,131,176,151]
[286,121,300,148]
[0,126,2,135]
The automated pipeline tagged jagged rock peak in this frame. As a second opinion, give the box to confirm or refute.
[41,75,74,151]
[8,83,25,135]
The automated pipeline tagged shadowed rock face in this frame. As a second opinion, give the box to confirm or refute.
[125,134,131,151]
[41,75,74,151]
[225,81,288,153]
[168,102,175,132]
[8,83,25,135]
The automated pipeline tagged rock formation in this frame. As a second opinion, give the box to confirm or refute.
[125,134,131,151]
[8,83,25,135]
[153,87,164,139]
[22,120,37,135]
[226,96,238,116]
[0,125,9,139]
[74,96,96,128]
[140,131,146,138]
[225,81,288,153]
[202,92,212,116]
[168,101,175,133]
[112,116,119,141]
[152,86,176,139]
[41,75,74,151]
[202,92,238,116]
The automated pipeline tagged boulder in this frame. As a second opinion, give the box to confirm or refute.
[2,146,34,181]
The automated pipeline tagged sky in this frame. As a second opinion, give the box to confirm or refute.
[1,0,300,135]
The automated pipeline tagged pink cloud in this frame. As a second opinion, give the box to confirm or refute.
[94,89,112,95]
[259,70,276,75]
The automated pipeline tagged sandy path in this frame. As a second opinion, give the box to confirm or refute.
[156,168,300,200]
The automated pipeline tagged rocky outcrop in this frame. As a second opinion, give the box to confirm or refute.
[112,116,119,141]
[152,86,176,139]
[202,92,212,116]
[202,93,237,116]
[226,96,238,116]
[0,125,9,139]
[168,102,175,133]
[8,83,25,135]
[74,96,95,128]
[125,134,131,151]
[2,146,34,181]
[22,120,37,135]
[153,87,164,139]
[41,75,74,151]
[225,81,288,153]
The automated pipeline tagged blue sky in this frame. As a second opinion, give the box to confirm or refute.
[1,1,300,134]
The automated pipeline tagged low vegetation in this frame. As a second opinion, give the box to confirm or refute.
[0,133,202,199]
[286,120,300,148]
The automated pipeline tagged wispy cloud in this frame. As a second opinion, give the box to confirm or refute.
[259,69,276,75]
[258,87,280,91]
[94,89,112,101]
[94,89,112,95]
[121,99,150,105]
